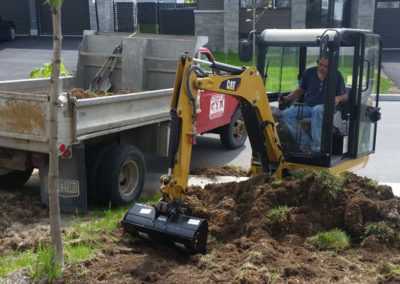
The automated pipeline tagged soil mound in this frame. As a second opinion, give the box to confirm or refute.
[65,88,135,99]
[186,172,400,246]
[190,165,249,178]
[57,171,399,283]
[2,171,399,283]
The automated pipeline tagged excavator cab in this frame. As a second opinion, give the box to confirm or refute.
[241,28,382,170]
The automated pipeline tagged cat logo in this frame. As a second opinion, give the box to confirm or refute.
[226,80,236,90]
[220,78,241,91]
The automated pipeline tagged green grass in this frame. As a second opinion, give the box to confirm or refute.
[0,193,162,280]
[247,251,262,265]
[269,270,280,282]
[380,74,397,93]
[312,228,350,251]
[267,205,293,223]
[315,170,344,199]
[292,168,315,179]
[363,222,394,244]
[270,180,281,188]
[28,243,62,283]
[0,250,34,277]
[65,243,99,265]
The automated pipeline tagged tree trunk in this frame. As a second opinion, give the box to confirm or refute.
[48,4,63,268]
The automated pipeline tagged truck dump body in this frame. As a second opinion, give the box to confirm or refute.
[73,89,172,141]
[0,87,172,153]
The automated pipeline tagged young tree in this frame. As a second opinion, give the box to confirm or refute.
[246,0,271,65]
[45,0,64,268]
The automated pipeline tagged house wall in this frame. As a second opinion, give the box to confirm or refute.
[350,0,375,30]
[198,0,224,10]
[224,0,239,53]
[291,0,307,28]
[89,0,114,32]
[195,10,224,52]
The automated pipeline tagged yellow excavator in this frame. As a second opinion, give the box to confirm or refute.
[122,28,382,254]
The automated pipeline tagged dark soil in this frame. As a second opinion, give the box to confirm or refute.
[66,88,135,99]
[1,171,400,283]
[190,165,249,178]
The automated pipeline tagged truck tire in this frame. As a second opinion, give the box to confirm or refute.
[220,108,248,149]
[0,168,33,189]
[85,143,115,203]
[98,145,145,206]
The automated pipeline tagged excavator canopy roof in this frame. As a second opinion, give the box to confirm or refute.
[259,28,372,46]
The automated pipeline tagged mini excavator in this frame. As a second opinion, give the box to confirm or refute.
[122,28,382,254]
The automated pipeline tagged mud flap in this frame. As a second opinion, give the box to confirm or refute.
[40,144,87,212]
[122,203,208,254]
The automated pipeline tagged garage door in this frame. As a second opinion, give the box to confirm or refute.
[374,0,400,48]
[0,0,30,35]
[37,0,90,35]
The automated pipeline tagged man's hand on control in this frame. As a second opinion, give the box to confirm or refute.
[335,94,349,106]
[278,94,286,104]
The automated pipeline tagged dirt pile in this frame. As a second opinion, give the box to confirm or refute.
[56,171,400,283]
[187,172,399,246]
[0,191,49,255]
[190,165,249,178]
[65,88,135,99]
[1,171,399,283]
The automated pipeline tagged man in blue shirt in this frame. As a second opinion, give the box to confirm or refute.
[279,57,348,152]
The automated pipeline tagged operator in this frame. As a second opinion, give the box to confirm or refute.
[278,57,348,152]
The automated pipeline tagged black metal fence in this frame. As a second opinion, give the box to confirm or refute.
[137,2,196,35]
[93,1,196,35]
[159,7,195,35]
[113,1,136,32]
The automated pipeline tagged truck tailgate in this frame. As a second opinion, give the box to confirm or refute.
[0,91,49,150]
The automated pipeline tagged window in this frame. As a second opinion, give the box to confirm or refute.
[264,46,299,93]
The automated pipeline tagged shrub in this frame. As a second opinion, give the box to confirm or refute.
[312,228,350,251]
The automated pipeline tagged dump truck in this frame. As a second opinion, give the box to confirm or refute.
[122,28,382,254]
[0,31,246,212]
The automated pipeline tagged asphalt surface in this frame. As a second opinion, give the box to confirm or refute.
[0,36,81,80]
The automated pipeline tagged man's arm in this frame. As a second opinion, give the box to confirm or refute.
[279,87,305,104]
[335,71,348,106]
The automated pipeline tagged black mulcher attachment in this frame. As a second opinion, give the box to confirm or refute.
[122,200,208,254]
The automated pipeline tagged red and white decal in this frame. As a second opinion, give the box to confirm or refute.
[209,94,225,119]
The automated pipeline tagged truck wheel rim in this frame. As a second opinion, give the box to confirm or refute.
[233,117,246,140]
[119,160,139,197]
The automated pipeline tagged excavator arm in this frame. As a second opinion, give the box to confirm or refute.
[122,54,287,254]
[161,53,285,203]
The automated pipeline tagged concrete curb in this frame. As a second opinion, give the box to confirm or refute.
[373,94,400,101]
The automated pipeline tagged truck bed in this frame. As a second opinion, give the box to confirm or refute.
[0,78,172,153]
